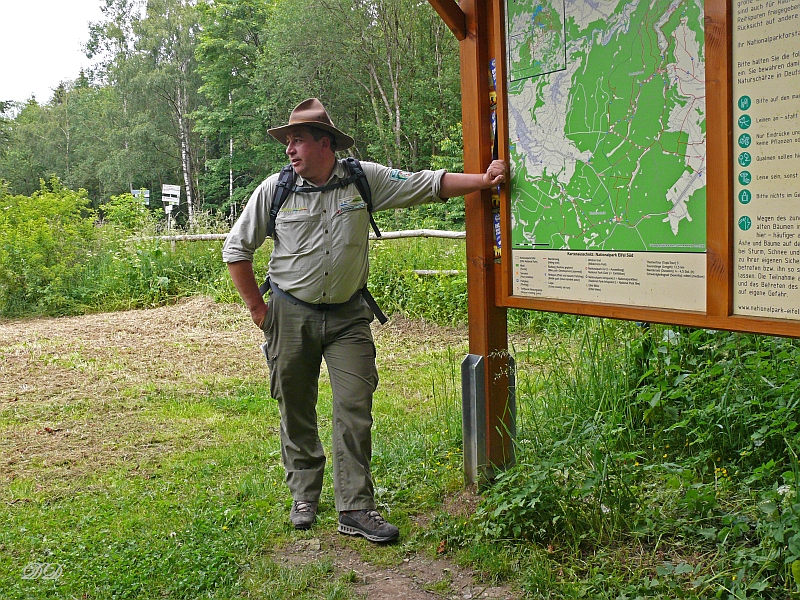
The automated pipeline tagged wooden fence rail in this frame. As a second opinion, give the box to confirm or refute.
[142,229,466,243]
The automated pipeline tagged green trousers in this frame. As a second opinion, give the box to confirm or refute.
[261,291,379,511]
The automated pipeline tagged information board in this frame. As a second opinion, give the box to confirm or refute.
[731,0,800,320]
[507,0,708,311]
[132,188,150,206]
[496,0,800,336]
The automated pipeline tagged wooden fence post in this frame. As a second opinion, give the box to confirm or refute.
[459,0,514,481]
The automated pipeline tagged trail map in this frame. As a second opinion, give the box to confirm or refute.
[507,0,567,80]
[508,0,706,252]
[507,0,707,310]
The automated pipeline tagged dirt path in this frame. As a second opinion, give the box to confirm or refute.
[0,298,517,599]
[281,533,514,599]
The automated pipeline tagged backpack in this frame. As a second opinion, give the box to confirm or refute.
[265,157,381,239]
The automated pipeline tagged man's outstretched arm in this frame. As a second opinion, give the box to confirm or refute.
[439,159,507,199]
[228,260,268,327]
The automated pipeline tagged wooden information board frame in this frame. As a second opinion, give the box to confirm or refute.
[491,0,800,338]
[428,0,800,475]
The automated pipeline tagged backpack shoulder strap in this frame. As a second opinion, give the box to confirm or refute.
[343,157,381,238]
[266,164,296,237]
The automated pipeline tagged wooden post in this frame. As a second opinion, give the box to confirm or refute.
[705,0,732,318]
[459,0,514,478]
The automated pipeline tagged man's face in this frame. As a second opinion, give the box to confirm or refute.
[285,127,331,184]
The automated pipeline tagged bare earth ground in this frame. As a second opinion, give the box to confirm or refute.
[0,297,517,599]
[281,533,513,599]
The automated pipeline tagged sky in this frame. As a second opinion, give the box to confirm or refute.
[0,0,105,105]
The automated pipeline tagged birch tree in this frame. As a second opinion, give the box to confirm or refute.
[135,0,204,223]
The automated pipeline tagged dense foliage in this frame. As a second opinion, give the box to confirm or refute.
[435,322,800,598]
[0,184,224,317]
[0,182,472,320]
[0,0,466,229]
[0,180,97,315]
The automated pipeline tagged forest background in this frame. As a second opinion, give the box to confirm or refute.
[0,0,465,230]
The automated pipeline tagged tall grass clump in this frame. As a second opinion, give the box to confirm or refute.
[446,319,800,598]
[476,320,642,547]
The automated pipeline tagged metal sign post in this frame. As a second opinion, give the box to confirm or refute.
[161,184,181,232]
[462,353,515,486]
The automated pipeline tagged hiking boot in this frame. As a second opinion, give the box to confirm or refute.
[289,500,318,530]
[338,509,399,543]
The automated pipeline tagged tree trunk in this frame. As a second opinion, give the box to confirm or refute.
[177,84,194,223]
[229,92,235,221]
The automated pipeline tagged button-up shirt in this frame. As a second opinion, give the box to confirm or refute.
[222,160,446,304]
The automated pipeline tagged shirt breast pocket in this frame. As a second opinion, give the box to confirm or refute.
[333,197,369,247]
[275,211,321,254]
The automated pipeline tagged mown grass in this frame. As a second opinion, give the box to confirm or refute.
[0,305,471,599]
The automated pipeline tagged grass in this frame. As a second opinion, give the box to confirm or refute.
[8,299,799,599]
[0,301,476,599]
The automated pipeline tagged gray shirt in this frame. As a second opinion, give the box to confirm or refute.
[222,160,446,304]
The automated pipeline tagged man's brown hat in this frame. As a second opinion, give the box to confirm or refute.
[268,98,354,150]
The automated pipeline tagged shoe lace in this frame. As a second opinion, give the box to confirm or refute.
[365,510,386,525]
[294,501,315,513]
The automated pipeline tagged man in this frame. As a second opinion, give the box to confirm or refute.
[223,98,505,543]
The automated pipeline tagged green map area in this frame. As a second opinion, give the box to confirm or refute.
[507,0,706,253]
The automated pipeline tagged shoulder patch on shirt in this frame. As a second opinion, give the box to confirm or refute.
[390,169,412,181]
[337,196,367,214]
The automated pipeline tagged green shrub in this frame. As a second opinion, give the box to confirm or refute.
[476,320,642,548]
[101,193,155,233]
[0,178,97,316]
[629,327,800,479]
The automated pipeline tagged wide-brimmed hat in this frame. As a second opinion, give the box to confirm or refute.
[268,98,354,150]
